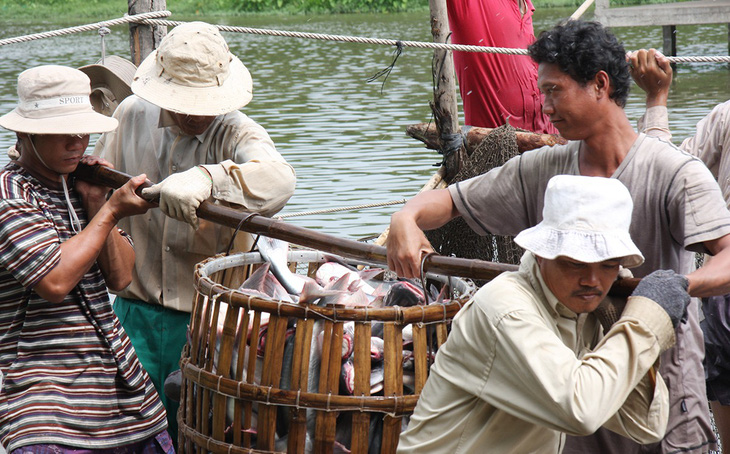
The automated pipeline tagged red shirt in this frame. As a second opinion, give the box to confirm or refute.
[447,0,557,134]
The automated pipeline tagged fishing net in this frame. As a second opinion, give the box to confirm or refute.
[425,124,524,278]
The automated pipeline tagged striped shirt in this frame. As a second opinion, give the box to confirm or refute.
[0,163,167,451]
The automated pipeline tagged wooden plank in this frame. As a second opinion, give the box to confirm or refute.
[595,0,730,27]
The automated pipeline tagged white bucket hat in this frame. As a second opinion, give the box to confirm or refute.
[132,21,253,116]
[514,175,644,268]
[78,55,137,117]
[0,65,118,135]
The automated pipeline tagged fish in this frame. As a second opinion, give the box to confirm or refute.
[239,262,294,303]
[256,235,306,296]
[316,261,377,293]
[340,358,356,395]
[370,337,384,363]
[382,280,427,307]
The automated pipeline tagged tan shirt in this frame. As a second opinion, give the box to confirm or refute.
[94,95,296,312]
[398,252,672,454]
[641,103,730,208]
[447,134,730,451]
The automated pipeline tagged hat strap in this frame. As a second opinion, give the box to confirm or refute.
[61,175,82,234]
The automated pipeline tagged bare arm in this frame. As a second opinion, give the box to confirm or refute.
[386,188,460,278]
[686,234,730,297]
[34,169,151,303]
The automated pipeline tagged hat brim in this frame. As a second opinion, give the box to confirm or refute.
[132,52,253,116]
[514,226,645,268]
[0,109,118,135]
[79,58,135,103]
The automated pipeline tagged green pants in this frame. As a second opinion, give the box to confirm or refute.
[114,296,190,449]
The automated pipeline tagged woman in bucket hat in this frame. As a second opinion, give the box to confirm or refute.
[399,175,686,453]
[93,21,296,445]
[0,65,173,453]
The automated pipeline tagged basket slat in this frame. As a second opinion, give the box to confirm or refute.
[258,314,289,449]
[351,322,372,453]
[286,317,313,452]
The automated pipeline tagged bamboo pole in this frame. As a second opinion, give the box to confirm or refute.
[70,163,640,296]
[570,0,596,20]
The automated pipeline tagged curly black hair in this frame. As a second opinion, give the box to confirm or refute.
[527,20,630,108]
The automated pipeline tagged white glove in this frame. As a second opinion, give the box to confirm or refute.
[142,167,212,229]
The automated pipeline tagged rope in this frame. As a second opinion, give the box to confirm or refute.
[2,13,729,63]
[274,198,406,219]
[140,18,529,55]
[138,18,730,63]
[0,11,171,47]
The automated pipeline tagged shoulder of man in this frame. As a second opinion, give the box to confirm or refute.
[470,266,545,321]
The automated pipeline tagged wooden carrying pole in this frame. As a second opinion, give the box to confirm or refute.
[71,163,640,297]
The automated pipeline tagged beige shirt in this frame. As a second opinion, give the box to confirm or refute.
[641,103,730,208]
[94,95,296,312]
[398,252,672,453]
[447,135,730,451]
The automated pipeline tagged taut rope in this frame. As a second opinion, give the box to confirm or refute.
[138,18,730,63]
[0,11,170,47]
[2,13,729,63]
[275,199,406,219]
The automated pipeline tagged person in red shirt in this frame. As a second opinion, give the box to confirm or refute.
[447,0,557,134]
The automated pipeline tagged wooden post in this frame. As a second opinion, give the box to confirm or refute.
[128,0,167,66]
[662,25,677,71]
[429,0,464,182]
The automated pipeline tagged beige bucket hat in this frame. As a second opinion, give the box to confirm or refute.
[132,21,253,116]
[514,175,644,268]
[78,55,137,117]
[0,65,118,135]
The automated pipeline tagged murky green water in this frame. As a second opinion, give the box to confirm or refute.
[1,7,729,239]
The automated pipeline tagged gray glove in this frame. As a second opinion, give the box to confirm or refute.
[631,269,690,328]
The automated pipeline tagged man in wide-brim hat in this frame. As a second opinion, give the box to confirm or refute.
[93,21,296,444]
[78,55,137,117]
[0,65,171,452]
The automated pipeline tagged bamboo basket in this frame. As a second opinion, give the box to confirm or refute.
[178,249,475,454]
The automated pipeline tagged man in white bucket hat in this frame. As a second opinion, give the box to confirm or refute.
[399,174,684,453]
[0,65,172,452]
[93,21,296,443]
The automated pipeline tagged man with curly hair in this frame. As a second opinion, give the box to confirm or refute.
[388,20,730,453]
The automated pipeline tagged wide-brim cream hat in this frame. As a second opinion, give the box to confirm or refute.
[514,175,644,268]
[132,21,253,116]
[78,55,137,116]
[0,65,118,135]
